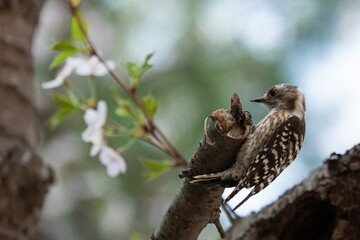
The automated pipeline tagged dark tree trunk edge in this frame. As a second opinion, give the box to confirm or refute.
[227,144,360,240]
[0,1,53,239]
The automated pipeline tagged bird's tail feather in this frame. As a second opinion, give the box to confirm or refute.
[189,172,224,187]
[190,177,223,187]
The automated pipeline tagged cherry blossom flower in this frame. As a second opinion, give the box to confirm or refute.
[75,55,115,76]
[81,100,107,156]
[42,55,115,89]
[99,146,127,177]
[41,57,82,89]
[81,101,127,177]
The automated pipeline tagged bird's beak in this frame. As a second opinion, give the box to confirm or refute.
[250,97,266,103]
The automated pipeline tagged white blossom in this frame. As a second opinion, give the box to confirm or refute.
[41,57,82,89]
[75,55,115,76]
[99,146,127,177]
[81,101,127,177]
[42,55,115,89]
[81,100,107,156]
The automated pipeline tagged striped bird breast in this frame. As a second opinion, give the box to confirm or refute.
[237,110,293,166]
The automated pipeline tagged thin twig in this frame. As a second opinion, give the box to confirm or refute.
[210,209,227,239]
[214,218,227,239]
[105,121,170,155]
[58,0,188,167]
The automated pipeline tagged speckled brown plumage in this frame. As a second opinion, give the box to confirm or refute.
[191,84,306,210]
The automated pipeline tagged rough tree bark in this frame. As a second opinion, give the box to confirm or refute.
[152,92,360,239]
[0,1,53,240]
[152,94,253,240]
[226,144,360,240]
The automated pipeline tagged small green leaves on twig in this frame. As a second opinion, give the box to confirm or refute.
[143,52,154,72]
[49,5,89,69]
[71,10,88,42]
[113,91,159,139]
[142,94,158,118]
[50,40,79,51]
[67,91,82,109]
[140,157,175,181]
[126,53,154,79]
[47,92,83,129]
[49,9,89,70]
[115,98,141,119]
[48,40,83,69]
[126,53,154,90]
[126,63,142,79]
[48,106,76,130]
[114,91,158,120]
[49,48,79,69]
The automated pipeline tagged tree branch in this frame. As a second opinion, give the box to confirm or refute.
[151,94,253,240]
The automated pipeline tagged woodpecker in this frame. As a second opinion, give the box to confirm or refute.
[190,83,306,210]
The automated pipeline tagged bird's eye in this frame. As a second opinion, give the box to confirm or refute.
[268,89,276,97]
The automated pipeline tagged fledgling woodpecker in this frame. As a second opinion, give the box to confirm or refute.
[190,83,306,210]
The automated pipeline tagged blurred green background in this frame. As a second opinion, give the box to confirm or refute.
[33,0,360,239]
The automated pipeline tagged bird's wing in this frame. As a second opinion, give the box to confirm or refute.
[225,116,305,207]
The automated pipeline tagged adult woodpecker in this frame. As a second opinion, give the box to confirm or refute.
[190,83,306,210]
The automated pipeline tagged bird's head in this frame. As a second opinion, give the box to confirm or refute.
[251,83,306,119]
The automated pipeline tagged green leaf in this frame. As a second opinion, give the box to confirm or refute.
[52,92,83,111]
[47,92,83,129]
[51,93,71,106]
[49,49,78,69]
[144,52,154,64]
[52,94,70,106]
[50,40,79,51]
[47,106,76,130]
[142,94,157,117]
[71,11,88,42]
[125,53,154,80]
[115,106,134,118]
[139,157,174,181]
[67,90,82,109]
[141,52,154,72]
[125,62,142,79]
[115,99,141,119]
